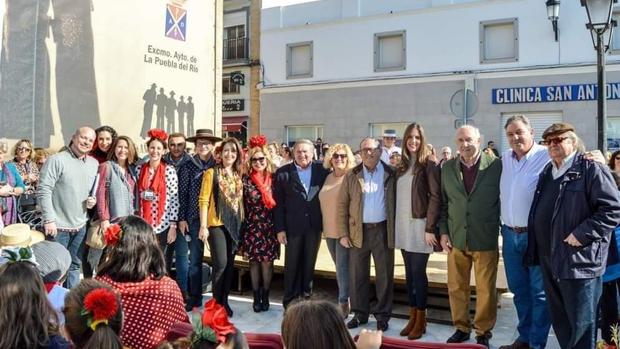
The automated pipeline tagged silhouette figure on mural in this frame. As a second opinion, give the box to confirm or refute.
[141,83,157,137]
[177,95,186,136]
[186,96,195,137]
[166,91,177,134]
[155,88,167,130]
[0,0,101,146]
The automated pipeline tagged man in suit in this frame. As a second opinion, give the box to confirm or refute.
[338,137,396,332]
[439,125,501,348]
[274,139,329,309]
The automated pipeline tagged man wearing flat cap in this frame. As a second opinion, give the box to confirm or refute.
[177,129,222,309]
[380,129,401,164]
[525,122,620,349]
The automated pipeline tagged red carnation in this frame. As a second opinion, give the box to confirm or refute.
[104,224,122,246]
[83,288,118,321]
[148,128,168,142]
[202,299,236,343]
[249,135,267,149]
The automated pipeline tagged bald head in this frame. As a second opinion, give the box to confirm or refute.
[455,125,481,162]
[70,126,96,157]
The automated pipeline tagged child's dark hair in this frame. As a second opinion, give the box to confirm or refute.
[0,261,60,348]
[63,279,123,349]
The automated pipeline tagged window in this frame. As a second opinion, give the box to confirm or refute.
[222,74,240,94]
[480,18,519,63]
[224,25,247,61]
[374,30,406,72]
[286,125,323,146]
[608,117,620,151]
[370,123,409,147]
[286,42,313,79]
[611,11,620,54]
[500,112,562,152]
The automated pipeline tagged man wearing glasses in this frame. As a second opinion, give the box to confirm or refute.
[177,129,222,309]
[380,129,401,164]
[164,133,192,169]
[338,137,396,332]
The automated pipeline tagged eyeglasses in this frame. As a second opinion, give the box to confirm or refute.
[250,157,266,163]
[361,147,378,153]
[195,142,212,148]
[332,154,347,160]
[17,147,31,152]
[540,136,568,146]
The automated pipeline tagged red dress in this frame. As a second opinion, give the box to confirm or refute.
[240,175,280,262]
[96,274,189,349]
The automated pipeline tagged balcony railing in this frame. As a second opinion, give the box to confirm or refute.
[224,37,248,62]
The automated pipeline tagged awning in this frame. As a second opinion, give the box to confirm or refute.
[223,116,248,132]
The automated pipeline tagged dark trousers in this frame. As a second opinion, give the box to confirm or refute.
[401,250,430,309]
[207,226,235,306]
[599,279,620,344]
[349,222,394,322]
[156,228,172,272]
[282,231,321,308]
[539,256,602,349]
[187,219,206,305]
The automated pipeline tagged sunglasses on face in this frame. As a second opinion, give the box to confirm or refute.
[540,136,568,146]
[250,157,266,163]
[17,147,31,152]
[332,154,347,160]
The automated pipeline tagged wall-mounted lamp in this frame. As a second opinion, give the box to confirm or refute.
[546,0,560,41]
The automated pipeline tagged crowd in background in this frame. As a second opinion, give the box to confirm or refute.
[0,117,619,349]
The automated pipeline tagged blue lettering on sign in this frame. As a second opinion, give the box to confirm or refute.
[492,83,620,104]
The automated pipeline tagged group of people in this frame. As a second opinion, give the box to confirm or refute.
[0,116,619,349]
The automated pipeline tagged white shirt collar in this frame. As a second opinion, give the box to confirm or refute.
[551,151,577,179]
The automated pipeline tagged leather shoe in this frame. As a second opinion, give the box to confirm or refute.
[476,335,490,348]
[498,339,530,349]
[446,330,470,343]
[376,319,389,331]
[346,316,368,329]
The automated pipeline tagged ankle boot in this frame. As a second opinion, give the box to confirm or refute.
[252,289,262,312]
[261,288,270,311]
[408,309,427,340]
[399,307,417,336]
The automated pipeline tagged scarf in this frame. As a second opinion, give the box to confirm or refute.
[138,162,167,227]
[250,170,276,209]
[213,167,244,250]
[1,163,17,225]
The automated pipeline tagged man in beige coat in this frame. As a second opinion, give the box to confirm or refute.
[337,137,396,332]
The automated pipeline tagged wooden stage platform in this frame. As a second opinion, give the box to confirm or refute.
[206,238,508,292]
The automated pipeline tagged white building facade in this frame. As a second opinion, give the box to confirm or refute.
[259,0,620,152]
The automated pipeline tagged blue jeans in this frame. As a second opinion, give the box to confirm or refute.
[187,220,205,304]
[540,255,602,349]
[55,226,87,289]
[325,238,349,304]
[174,227,190,293]
[501,225,550,349]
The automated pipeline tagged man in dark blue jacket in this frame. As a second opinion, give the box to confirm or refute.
[274,139,329,309]
[526,123,620,349]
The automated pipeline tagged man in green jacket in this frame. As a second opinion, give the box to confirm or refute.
[439,125,501,348]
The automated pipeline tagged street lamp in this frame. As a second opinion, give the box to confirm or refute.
[580,0,617,154]
[546,0,560,41]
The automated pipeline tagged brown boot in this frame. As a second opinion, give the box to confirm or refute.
[408,309,427,340]
[399,308,417,336]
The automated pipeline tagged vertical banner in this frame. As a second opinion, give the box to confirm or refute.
[0,0,218,149]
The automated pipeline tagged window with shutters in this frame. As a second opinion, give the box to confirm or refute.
[374,30,406,72]
[286,42,313,79]
[480,18,519,64]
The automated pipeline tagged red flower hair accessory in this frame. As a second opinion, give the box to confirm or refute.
[147,128,168,142]
[104,224,122,246]
[249,135,267,148]
[81,288,119,331]
[191,299,236,345]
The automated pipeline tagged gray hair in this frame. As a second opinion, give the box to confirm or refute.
[565,131,586,153]
[359,137,379,150]
[455,125,481,139]
[504,115,532,130]
[293,139,314,151]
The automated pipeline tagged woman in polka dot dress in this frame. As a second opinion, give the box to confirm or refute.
[97,215,189,349]
[135,129,179,259]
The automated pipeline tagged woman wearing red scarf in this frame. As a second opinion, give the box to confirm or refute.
[199,137,245,318]
[239,135,279,313]
[135,129,179,254]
